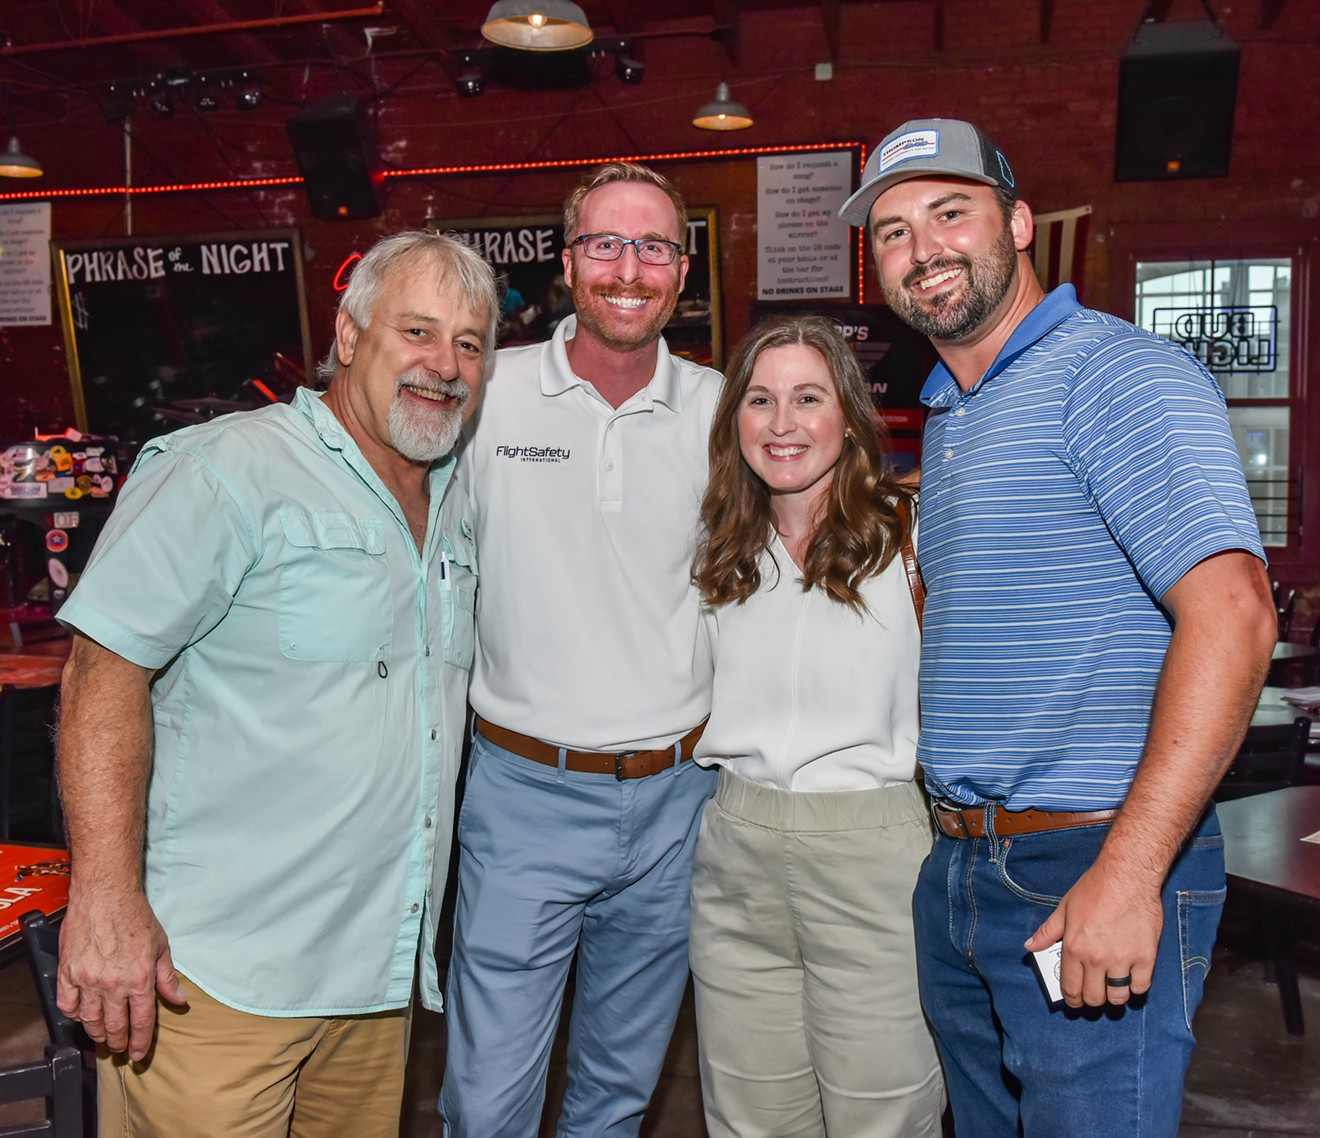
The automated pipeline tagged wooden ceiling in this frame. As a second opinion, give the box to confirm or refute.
[0,1,1304,132]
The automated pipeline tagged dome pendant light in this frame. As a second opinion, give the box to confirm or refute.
[0,136,42,178]
[692,82,753,131]
[482,1,594,51]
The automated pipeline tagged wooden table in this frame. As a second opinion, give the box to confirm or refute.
[1217,786,1320,1034]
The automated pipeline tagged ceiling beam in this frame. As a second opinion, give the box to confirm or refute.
[819,0,840,60]
[711,0,741,65]
[599,1,641,36]
[1040,0,1056,44]
[0,4,386,57]
[168,0,284,69]
[1260,0,1287,27]
[383,0,470,51]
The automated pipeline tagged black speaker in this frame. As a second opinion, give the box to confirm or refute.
[286,96,383,220]
[1115,20,1239,182]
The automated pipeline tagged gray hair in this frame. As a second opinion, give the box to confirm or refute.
[316,230,500,385]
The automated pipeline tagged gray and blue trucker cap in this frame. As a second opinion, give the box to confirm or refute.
[838,118,1016,227]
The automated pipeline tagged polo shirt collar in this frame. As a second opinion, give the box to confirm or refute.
[542,313,685,411]
[919,284,1081,409]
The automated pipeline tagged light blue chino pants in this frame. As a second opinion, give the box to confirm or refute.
[439,728,717,1138]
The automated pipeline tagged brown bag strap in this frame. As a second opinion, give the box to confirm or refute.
[895,498,924,629]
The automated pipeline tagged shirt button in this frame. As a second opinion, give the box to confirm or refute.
[944,448,954,460]
[430,728,438,741]
[425,646,431,657]
[955,407,967,417]
[607,461,615,471]
[424,816,433,828]
[410,903,419,914]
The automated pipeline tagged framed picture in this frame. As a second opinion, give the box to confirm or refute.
[432,207,723,369]
[52,228,312,444]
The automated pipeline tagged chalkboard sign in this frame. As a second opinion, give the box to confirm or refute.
[52,228,313,444]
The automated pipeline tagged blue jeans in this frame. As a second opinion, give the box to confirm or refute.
[912,809,1225,1138]
[439,729,716,1138]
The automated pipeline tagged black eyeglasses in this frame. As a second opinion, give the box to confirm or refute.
[571,233,683,266]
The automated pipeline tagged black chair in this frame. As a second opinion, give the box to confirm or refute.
[14,913,94,1137]
[1277,588,1297,642]
[1214,717,1312,802]
[0,913,87,1137]
[0,686,62,843]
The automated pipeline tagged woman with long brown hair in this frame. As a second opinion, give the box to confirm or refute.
[689,314,942,1137]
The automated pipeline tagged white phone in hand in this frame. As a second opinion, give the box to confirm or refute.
[1031,941,1065,1004]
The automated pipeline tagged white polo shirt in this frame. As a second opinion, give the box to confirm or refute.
[695,530,921,792]
[458,315,721,752]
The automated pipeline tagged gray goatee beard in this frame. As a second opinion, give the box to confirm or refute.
[388,369,469,462]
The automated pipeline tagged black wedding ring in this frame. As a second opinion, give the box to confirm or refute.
[1105,974,1133,988]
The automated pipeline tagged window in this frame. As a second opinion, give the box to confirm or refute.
[1135,257,1295,547]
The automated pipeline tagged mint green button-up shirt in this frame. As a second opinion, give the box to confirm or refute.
[58,388,474,1015]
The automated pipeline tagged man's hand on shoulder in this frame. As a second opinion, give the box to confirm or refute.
[1024,858,1163,1009]
[57,887,186,1061]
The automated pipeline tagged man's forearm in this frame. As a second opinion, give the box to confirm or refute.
[57,633,155,895]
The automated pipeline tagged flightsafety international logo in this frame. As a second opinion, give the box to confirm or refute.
[494,443,572,464]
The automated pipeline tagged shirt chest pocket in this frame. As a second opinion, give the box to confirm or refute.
[278,510,393,663]
[441,523,477,671]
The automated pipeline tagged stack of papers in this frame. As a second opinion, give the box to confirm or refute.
[1281,687,1320,712]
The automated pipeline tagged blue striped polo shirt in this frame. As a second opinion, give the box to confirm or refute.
[916,285,1264,810]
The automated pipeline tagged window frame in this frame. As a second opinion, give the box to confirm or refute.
[1109,224,1316,574]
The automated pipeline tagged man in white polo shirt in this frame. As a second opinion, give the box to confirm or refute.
[439,163,721,1137]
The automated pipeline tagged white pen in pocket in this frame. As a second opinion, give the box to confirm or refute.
[440,549,451,589]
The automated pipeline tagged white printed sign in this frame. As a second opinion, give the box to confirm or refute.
[0,201,51,326]
[757,152,851,301]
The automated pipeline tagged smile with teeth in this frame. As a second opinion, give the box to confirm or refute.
[604,295,648,309]
[767,445,807,458]
[401,384,454,403]
[917,267,964,291]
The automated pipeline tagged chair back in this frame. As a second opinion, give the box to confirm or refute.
[1214,717,1312,802]
[1277,589,1297,641]
[21,914,84,1051]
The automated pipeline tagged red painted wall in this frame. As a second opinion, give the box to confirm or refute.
[2,0,1317,604]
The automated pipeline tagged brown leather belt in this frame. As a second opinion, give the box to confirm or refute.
[474,716,705,781]
[932,801,1118,839]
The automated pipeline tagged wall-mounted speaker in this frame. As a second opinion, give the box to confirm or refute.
[286,96,383,221]
[1115,20,1239,182]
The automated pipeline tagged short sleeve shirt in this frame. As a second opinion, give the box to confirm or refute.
[57,389,474,1015]
[915,286,1264,810]
[457,315,721,751]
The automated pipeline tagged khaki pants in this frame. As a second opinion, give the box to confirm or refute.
[97,974,408,1138]
[690,770,945,1138]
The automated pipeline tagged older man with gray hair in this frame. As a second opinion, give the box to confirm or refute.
[54,230,497,1138]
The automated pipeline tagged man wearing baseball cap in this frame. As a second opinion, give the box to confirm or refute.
[841,118,1276,1136]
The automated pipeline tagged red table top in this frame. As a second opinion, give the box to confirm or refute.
[0,654,65,689]
[0,843,69,944]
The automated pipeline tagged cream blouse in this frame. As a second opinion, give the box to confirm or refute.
[694,529,921,793]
